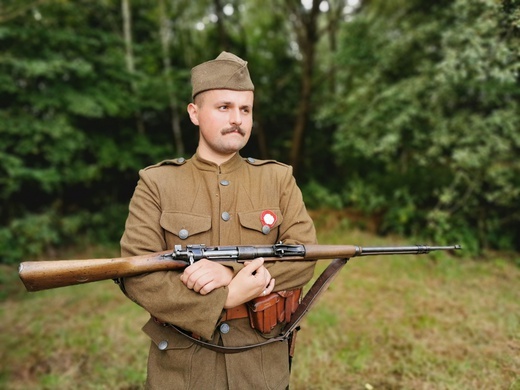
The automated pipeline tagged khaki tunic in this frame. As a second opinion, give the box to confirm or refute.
[120,152,317,390]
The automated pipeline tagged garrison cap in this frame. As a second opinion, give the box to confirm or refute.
[191,51,255,99]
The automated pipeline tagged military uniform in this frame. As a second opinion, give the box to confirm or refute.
[120,152,317,389]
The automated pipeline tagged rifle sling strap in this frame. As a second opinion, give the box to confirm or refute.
[169,257,350,354]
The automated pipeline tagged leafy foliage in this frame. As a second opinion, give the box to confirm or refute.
[0,0,519,263]
[326,0,520,253]
[0,1,173,262]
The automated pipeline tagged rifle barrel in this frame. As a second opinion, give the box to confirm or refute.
[358,244,461,256]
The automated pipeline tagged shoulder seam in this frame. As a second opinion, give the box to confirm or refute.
[245,157,289,168]
[143,158,187,170]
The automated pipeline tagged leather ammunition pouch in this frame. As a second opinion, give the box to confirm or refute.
[246,289,302,334]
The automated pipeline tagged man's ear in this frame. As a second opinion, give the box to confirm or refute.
[187,103,199,126]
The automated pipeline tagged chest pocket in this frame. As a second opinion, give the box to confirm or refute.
[160,212,211,247]
[237,209,283,244]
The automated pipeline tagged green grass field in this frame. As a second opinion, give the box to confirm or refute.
[1,216,519,389]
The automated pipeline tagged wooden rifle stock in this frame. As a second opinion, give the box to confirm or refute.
[18,244,461,292]
[18,249,186,292]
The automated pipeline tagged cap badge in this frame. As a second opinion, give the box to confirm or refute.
[260,210,277,228]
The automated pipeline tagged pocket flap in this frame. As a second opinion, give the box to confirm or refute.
[160,212,211,238]
[238,209,283,232]
[142,318,193,350]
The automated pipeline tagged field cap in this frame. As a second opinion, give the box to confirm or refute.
[191,51,254,99]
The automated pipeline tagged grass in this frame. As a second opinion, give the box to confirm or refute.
[1,217,519,389]
[1,246,150,390]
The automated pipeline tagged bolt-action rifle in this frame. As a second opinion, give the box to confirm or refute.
[19,243,461,292]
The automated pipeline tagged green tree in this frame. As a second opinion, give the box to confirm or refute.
[0,0,311,263]
[0,0,173,262]
[327,0,520,252]
[2,0,518,262]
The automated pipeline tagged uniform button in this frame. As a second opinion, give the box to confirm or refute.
[179,229,189,239]
[221,212,230,221]
[220,323,230,334]
[220,180,230,186]
[177,157,185,164]
[158,340,168,350]
[247,157,256,163]
[262,225,271,235]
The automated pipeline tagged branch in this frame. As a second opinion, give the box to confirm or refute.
[0,0,48,24]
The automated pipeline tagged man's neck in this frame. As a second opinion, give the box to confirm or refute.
[196,148,237,166]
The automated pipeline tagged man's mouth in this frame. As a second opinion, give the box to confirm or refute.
[221,126,245,136]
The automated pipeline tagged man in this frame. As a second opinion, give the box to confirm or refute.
[120,51,317,389]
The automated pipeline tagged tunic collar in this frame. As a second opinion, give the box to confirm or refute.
[192,152,245,174]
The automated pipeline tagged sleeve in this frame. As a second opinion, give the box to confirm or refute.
[264,166,318,291]
[119,169,227,340]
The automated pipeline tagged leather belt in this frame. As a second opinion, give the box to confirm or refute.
[221,304,249,321]
[152,316,201,339]
[152,304,249,328]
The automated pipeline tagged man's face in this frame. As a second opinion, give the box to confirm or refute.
[188,89,254,164]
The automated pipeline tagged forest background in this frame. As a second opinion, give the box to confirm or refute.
[1,0,519,263]
[1,0,520,389]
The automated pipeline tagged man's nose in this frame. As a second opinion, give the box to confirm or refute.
[229,108,242,125]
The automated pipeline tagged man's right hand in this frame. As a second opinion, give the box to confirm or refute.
[180,259,234,295]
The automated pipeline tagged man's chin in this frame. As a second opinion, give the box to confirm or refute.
[221,141,248,154]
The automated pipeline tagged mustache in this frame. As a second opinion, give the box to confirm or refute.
[221,125,246,136]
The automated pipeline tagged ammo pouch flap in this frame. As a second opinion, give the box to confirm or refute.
[246,289,302,334]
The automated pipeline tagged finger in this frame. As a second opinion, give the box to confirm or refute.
[194,268,221,291]
[263,278,275,296]
[185,269,210,290]
[180,272,194,287]
[259,278,275,297]
[192,275,207,292]
[184,272,196,289]
[252,264,270,284]
[243,257,265,274]
[183,260,207,276]
[181,262,203,285]
[264,269,272,287]
[199,281,216,295]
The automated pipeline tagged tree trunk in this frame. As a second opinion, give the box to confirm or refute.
[121,0,145,134]
[121,0,134,73]
[287,0,321,176]
[214,0,230,50]
[326,0,343,95]
[290,49,314,174]
[158,0,185,155]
